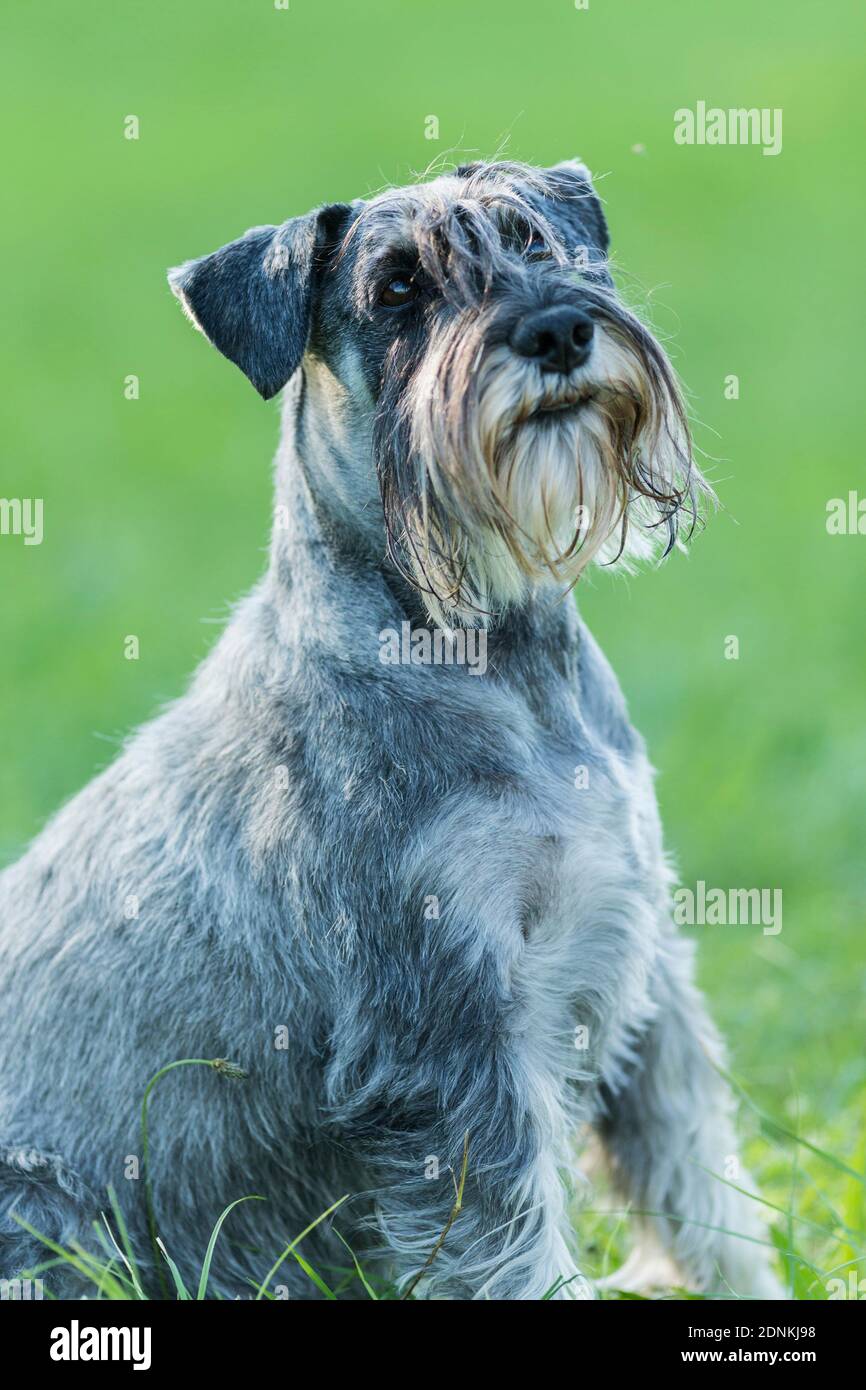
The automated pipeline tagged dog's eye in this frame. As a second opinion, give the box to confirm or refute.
[525,236,552,262]
[379,275,418,307]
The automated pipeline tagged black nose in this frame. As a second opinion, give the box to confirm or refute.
[509,305,595,374]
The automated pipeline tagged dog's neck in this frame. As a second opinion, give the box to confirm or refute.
[266,364,581,664]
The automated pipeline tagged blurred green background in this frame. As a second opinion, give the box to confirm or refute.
[1,0,863,1291]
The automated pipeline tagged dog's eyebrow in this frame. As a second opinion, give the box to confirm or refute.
[363,239,420,273]
[335,196,420,272]
[339,179,573,316]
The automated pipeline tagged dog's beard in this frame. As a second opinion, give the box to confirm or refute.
[378,288,711,629]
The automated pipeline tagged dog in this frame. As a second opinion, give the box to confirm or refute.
[0,159,783,1300]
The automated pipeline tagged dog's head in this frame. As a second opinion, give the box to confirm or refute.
[170,160,709,626]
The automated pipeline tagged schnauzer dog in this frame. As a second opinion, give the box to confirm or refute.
[0,159,782,1300]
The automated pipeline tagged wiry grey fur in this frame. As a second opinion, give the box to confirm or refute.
[0,160,782,1300]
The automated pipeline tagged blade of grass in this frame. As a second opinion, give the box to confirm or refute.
[289,1248,337,1299]
[401,1131,470,1300]
[541,1272,591,1299]
[94,1257,120,1300]
[582,1206,828,1281]
[156,1237,191,1300]
[723,1068,865,1184]
[786,1090,801,1298]
[245,1276,275,1300]
[91,1221,139,1298]
[197,1195,264,1300]
[690,1161,848,1242]
[254,1193,349,1300]
[333,1228,378,1299]
[11,1212,132,1299]
[104,1185,145,1297]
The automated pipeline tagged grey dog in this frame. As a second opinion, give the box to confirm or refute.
[0,159,782,1300]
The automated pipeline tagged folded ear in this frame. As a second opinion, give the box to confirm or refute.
[168,203,350,400]
[544,158,610,259]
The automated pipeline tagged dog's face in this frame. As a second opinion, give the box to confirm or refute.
[171,160,708,626]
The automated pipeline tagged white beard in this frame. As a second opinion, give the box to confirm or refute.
[405,324,699,628]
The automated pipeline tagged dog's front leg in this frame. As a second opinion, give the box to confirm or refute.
[594,934,786,1299]
[346,1096,591,1301]
[326,960,592,1299]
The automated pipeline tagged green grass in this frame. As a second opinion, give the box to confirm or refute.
[12,1059,865,1300]
[1,0,864,1300]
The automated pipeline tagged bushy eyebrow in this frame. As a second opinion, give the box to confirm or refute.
[362,239,420,276]
[342,184,571,313]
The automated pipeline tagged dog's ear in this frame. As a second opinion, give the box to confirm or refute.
[168,203,351,400]
[543,158,610,258]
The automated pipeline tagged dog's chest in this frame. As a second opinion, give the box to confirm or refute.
[412,669,663,952]
[401,679,666,1076]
